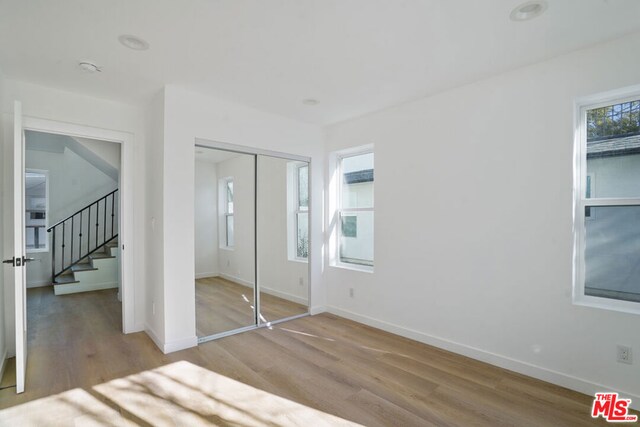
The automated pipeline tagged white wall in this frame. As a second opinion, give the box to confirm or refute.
[194,159,218,278]
[144,90,165,347]
[155,85,324,352]
[2,80,147,356]
[324,34,640,404]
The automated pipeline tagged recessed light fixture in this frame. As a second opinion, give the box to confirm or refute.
[78,61,102,73]
[510,1,547,21]
[118,34,150,51]
[302,99,319,106]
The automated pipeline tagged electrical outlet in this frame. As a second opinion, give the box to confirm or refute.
[298,277,304,286]
[226,260,230,267]
[617,345,633,364]
[349,288,354,298]
[152,302,155,315]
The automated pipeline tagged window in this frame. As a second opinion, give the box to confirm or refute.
[287,162,309,261]
[25,169,49,253]
[336,150,374,268]
[224,178,234,247]
[575,90,640,313]
[295,164,309,259]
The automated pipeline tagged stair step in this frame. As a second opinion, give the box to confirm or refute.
[54,275,79,285]
[71,264,97,272]
[90,253,116,260]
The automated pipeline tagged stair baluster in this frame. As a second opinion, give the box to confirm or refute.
[47,189,119,284]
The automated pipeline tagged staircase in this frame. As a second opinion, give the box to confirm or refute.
[47,190,119,296]
[53,238,119,295]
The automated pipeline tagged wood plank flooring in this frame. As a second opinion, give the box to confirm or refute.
[0,286,621,426]
[196,277,307,337]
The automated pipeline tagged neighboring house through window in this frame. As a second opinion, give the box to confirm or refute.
[25,169,49,252]
[575,89,640,313]
[333,148,374,270]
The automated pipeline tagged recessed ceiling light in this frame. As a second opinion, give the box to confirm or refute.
[302,99,319,106]
[118,34,150,51]
[510,1,547,21]
[78,61,101,73]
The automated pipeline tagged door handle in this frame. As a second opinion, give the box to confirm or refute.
[22,257,35,263]
[2,258,15,266]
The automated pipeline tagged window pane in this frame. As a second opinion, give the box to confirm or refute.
[584,205,640,303]
[226,215,234,247]
[340,211,373,266]
[296,212,308,258]
[341,153,374,209]
[25,171,47,251]
[227,180,234,214]
[586,100,640,198]
[298,165,309,210]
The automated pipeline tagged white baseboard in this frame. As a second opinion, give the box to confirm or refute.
[144,324,198,354]
[310,305,327,315]
[163,335,198,354]
[27,280,51,288]
[54,281,118,295]
[144,324,164,353]
[215,274,308,305]
[219,273,254,288]
[260,286,308,305]
[327,306,640,410]
[195,272,218,280]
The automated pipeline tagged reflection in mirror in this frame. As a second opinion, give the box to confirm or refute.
[194,146,256,337]
[257,156,310,324]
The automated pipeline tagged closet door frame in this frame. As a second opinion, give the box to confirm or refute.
[195,138,312,344]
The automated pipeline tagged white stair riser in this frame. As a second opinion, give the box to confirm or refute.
[54,247,119,295]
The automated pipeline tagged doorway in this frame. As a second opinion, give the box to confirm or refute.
[19,116,135,334]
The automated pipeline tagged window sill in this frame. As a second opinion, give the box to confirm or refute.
[288,258,308,264]
[331,262,374,274]
[573,294,640,316]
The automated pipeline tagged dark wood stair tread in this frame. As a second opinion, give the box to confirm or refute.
[54,275,79,285]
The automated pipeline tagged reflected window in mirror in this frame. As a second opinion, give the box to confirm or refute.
[220,177,234,248]
[288,162,309,261]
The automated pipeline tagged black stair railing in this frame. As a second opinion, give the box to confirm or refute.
[47,189,119,281]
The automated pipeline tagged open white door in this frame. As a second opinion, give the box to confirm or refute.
[5,101,28,393]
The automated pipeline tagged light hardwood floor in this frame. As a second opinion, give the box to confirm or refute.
[196,277,308,337]
[0,287,622,426]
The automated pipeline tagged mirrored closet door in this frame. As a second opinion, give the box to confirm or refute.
[194,147,256,338]
[256,156,309,325]
[194,144,310,342]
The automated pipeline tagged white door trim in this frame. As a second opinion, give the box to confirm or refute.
[22,116,135,333]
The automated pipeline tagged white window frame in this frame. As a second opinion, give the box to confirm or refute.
[25,168,49,253]
[331,145,374,273]
[573,85,640,315]
[220,177,234,249]
[287,162,309,262]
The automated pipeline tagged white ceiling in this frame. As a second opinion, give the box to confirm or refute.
[1,0,639,125]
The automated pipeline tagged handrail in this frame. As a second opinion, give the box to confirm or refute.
[47,189,118,232]
[47,189,119,281]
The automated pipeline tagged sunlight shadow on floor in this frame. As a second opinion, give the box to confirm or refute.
[1,361,362,426]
